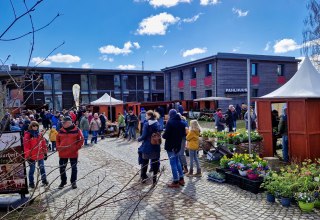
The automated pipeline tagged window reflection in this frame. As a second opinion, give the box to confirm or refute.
[43,74,52,90]
[54,74,62,90]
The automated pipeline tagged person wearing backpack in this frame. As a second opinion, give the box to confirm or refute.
[138,108,147,136]
[138,110,161,186]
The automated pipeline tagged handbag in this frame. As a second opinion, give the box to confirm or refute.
[151,132,162,145]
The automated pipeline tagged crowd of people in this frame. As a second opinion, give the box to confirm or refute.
[1,101,284,191]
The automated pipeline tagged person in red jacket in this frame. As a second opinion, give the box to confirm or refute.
[56,116,84,189]
[23,121,48,188]
[69,110,77,123]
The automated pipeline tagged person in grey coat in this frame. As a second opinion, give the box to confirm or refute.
[80,112,90,146]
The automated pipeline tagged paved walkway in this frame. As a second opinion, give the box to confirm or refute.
[40,137,320,220]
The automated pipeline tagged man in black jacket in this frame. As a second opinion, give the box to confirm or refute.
[127,110,138,141]
[162,109,186,188]
[225,105,234,132]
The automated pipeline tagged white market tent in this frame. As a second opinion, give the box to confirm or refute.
[90,93,123,106]
[193,96,232,101]
[262,57,320,98]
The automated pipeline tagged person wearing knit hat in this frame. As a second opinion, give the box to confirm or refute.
[162,108,186,188]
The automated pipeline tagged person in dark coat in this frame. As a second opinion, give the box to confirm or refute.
[99,113,107,139]
[225,105,234,132]
[138,110,161,185]
[162,109,186,188]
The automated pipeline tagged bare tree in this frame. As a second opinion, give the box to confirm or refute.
[302,0,320,69]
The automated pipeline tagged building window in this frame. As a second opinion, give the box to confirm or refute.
[143,76,149,90]
[81,75,88,91]
[206,64,212,77]
[251,63,258,76]
[277,64,284,76]
[43,74,52,91]
[89,75,97,90]
[252,89,258,97]
[191,91,197,99]
[151,76,156,90]
[179,70,184,81]
[114,75,121,92]
[122,75,128,91]
[205,90,212,97]
[191,67,197,79]
[179,92,184,100]
[53,74,61,90]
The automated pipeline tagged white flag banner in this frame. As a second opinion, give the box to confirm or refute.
[72,84,80,110]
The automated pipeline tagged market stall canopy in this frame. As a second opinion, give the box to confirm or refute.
[262,57,320,98]
[90,93,123,106]
[193,97,232,101]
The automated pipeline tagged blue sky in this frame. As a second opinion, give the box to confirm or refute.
[0,0,309,71]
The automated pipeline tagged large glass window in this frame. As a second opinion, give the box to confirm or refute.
[89,75,97,90]
[191,67,197,79]
[43,74,52,90]
[206,64,212,77]
[54,95,62,111]
[114,75,121,92]
[179,70,184,80]
[277,64,284,76]
[252,89,258,97]
[81,75,88,91]
[251,63,258,76]
[122,75,128,91]
[143,76,149,90]
[151,76,156,90]
[81,94,89,105]
[53,74,61,90]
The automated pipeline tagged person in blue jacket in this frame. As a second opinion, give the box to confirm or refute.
[138,110,161,186]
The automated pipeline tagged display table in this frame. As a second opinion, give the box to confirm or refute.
[105,123,118,137]
[216,168,264,194]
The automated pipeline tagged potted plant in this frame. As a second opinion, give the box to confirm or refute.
[296,192,315,212]
[247,162,260,180]
[219,155,230,169]
[278,179,294,207]
[228,161,238,173]
[207,171,226,183]
[201,130,210,140]
[208,131,216,142]
[238,165,249,177]
[261,172,278,203]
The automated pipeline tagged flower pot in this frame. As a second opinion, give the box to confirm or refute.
[298,201,314,212]
[230,167,238,174]
[267,193,275,203]
[238,170,247,177]
[281,197,291,207]
[314,199,320,208]
[247,173,259,180]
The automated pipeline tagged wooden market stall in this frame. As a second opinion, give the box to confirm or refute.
[255,57,320,161]
[90,93,124,122]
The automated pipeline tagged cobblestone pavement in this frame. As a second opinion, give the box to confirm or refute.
[41,137,320,220]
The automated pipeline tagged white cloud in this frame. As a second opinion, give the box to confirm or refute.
[200,0,220,6]
[31,57,51,66]
[182,47,207,57]
[82,63,92,69]
[273,39,302,53]
[232,47,240,52]
[232,8,249,17]
[264,42,271,51]
[137,12,180,35]
[182,13,203,23]
[99,55,114,62]
[47,53,81,63]
[99,41,140,55]
[152,45,164,49]
[31,53,80,66]
[133,42,141,49]
[117,64,136,70]
[148,0,191,8]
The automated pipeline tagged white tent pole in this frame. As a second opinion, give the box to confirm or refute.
[110,91,112,122]
[247,59,252,155]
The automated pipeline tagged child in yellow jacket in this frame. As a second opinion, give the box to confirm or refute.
[186,120,201,177]
[49,125,58,151]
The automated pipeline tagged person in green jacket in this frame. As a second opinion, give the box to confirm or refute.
[117,113,126,138]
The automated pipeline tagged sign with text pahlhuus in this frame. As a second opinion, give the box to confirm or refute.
[0,132,28,194]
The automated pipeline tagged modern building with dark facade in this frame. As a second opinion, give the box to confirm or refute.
[7,66,164,110]
[162,52,300,110]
